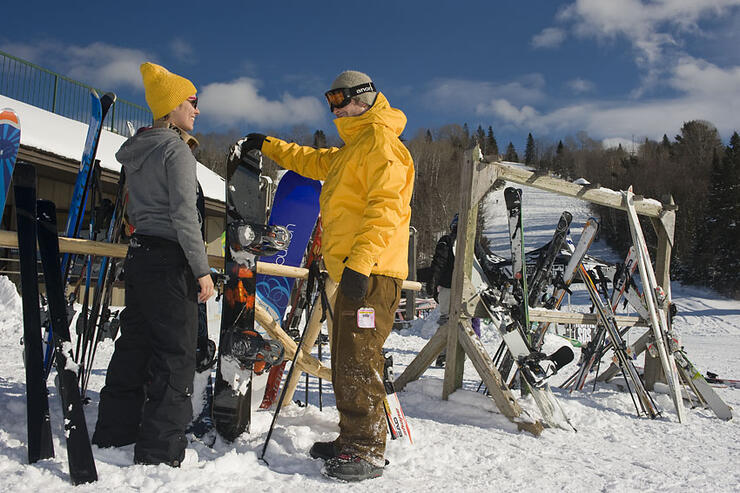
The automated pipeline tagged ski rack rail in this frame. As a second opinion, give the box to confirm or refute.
[394,145,679,430]
[0,229,418,400]
[0,230,420,290]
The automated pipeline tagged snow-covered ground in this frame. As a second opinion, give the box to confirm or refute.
[1,185,739,492]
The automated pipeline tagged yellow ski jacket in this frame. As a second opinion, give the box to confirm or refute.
[262,93,414,283]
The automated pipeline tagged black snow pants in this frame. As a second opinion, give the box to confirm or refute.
[92,234,198,466]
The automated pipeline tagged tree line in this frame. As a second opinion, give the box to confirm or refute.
[193,120,739,299]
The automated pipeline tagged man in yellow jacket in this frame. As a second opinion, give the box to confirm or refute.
[236,70,414,481]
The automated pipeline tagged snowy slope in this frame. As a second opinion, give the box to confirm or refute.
[1,184,739,492]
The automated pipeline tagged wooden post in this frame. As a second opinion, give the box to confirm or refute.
[396,147,544,436]
[644,196,676,389]
[279,279,338,405]
[442,148,476,399]
[405,227,418,322]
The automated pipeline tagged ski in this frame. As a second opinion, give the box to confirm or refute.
[43,91,115,376]
[572,264,660,418]
[36,199,97,484]
[527,211,572,308]
[623,187,686,423]
[382,354,413,443]
[213,144,287,441]
[14,162,54,464]
[531,217,599,350]
[480,290,574,430]
[78,167,128,397]
[673,351,732,420]
[0,108,21,214]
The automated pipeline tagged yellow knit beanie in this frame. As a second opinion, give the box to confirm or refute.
[140,62,197,120]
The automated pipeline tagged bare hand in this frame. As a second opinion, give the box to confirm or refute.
[198,274,215,303]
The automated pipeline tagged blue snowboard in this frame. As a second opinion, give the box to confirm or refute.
[0,108,21,215]
[256,171,322,322]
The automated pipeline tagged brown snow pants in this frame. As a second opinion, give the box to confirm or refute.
[331,274,402,467]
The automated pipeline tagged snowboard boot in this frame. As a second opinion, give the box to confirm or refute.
[323,454,384,482]
[309,440,338,460]
[229,329,284,374]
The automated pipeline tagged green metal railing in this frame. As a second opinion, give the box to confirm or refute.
[0,49,152,135]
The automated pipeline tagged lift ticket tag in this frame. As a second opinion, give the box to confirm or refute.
[357,307,375,329]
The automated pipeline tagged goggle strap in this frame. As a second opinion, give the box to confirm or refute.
[346,82,376,97]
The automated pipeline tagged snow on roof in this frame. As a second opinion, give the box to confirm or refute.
[0,94,225,202]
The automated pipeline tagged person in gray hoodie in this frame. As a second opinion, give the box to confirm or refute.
[92,62,214,467]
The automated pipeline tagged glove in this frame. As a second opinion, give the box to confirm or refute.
[240,133,267,154]
[339,267,369,302]
[227,133,268,179]
[426,281,436,298]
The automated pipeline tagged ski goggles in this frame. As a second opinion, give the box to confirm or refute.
[324,82,376,110]
[187,96,198,109]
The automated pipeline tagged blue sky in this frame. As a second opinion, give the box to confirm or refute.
[3,0,740,151]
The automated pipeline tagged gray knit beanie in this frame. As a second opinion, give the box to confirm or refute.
[330,70,377,107]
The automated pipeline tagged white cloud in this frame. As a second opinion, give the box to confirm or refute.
[531,27,567,48]
[474,58,740,142]
[199,77,325,127]
[567,78,595,93]
[169,38,194,61]
[0,41,149,90]
[556,0,740,67]
[602,137,636,150]
[423,75,546,113]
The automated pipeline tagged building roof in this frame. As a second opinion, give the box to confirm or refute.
[0,94,225,202]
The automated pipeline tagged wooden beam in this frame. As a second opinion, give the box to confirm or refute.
[254,302,331,381]
[494,161,666,218]
[456,320,543,436]
[394,321,450,391]
[0,231,421,290]
[528,308,648,327]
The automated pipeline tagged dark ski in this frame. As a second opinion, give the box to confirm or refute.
[14,162,54,463]
[36,199,97,485]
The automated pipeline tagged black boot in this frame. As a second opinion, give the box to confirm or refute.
[309,440,338,460]
[324,454,384,482]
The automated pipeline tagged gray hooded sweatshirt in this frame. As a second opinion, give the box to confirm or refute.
[115,127,210,279]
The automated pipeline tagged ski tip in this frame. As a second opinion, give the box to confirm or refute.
[0,108,20,127]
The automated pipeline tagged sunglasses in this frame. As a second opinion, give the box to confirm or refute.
[187,96,198,109]
[324,82,376,110]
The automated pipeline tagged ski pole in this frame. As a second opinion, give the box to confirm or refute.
[260,261,322,464]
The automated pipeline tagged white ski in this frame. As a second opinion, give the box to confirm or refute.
[623,187,687,423]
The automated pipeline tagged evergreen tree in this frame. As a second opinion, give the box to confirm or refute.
[524,133,536,166]
[486,126,499,157]
[425,129,433,143]
[475,125,485,148]
[313,129,327,148]
[504,142,519,162]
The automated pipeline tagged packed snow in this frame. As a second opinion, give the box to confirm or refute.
[1,185,739,492]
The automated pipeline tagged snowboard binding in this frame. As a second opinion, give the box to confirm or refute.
[227,329,284,375]
[228,221,291,257]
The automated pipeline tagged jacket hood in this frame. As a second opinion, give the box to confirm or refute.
[334,92,407,144]
[115,127,178,172]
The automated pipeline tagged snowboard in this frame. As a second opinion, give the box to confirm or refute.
[0,108,20,215]
[14,162,54,464]
[256,171,321,322]
[212,145,288,442]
